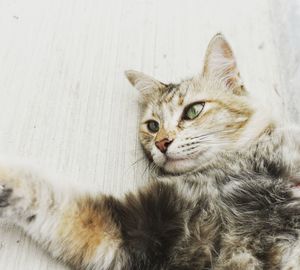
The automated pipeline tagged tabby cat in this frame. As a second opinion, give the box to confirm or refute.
[1,34,300,269]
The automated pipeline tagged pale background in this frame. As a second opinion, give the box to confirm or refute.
[0,0,299,269]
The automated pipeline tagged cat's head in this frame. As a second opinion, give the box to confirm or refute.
[125,34,272,174]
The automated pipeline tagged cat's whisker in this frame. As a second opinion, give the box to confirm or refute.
[176,126,243,147]
[174,139,233,156]
[131,156,146,167]
[149,164,160,178]
[141,162,150,178]
[181,128,240,142]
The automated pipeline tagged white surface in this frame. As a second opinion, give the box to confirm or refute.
[0,0,298,269]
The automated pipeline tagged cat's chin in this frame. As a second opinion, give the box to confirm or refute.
[162,158,198,174]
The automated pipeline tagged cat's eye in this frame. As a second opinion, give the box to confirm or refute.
[147,120,159,133]
[183,102,205,120]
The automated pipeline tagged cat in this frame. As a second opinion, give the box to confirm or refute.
[0,33,300,270]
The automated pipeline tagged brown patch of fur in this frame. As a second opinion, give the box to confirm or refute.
[225,120,250,140]
[57,196,120,268]
[258,123,275,138]
[265,245,283,269]
[206,99,253,118]
[232,84,246,96]
[177,122,184,130]
[178,93,184,106]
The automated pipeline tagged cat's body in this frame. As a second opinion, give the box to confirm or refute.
[1,34,300,269]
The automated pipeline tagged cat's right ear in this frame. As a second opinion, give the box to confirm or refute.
[125,70,165,95]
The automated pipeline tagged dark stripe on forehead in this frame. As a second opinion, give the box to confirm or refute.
[165,83,177,93]
[178,92,184,105]
[160,84,179,103]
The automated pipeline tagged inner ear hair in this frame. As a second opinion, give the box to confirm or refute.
[125,70,165,94]
[203,33,246,95]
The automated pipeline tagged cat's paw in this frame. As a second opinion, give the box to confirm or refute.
[0,177,29,221]
[0,183,19,220]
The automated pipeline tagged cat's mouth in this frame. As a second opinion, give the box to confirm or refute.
[159,150,209,173]
[164,149,204,163]
[162,157,197,174]
[161,155,197,173]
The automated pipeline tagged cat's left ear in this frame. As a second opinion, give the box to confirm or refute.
[125,70,165,95]
[202,33,245,95]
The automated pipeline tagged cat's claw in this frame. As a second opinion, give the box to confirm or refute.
[0,180,30,221]
[0,185,12,207]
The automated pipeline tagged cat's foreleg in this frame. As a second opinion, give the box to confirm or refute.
[0,164,123,269]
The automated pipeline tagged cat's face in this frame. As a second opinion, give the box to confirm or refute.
[126,34,260,174]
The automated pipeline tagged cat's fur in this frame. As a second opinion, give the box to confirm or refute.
[1,34,300,269]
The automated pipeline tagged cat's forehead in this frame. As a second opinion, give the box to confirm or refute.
[142,75,230,122]
[142,80,193,122]
[155,78,205,110]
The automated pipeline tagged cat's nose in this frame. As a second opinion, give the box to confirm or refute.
[155,138,173,153]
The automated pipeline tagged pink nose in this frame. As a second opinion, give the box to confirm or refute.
[155,138,173,153]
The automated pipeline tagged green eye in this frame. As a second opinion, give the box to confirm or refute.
[147,120,159,133]
[183,102,205,120]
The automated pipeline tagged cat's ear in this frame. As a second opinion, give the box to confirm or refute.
[125,70,165,94]
[202,33,245,95]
